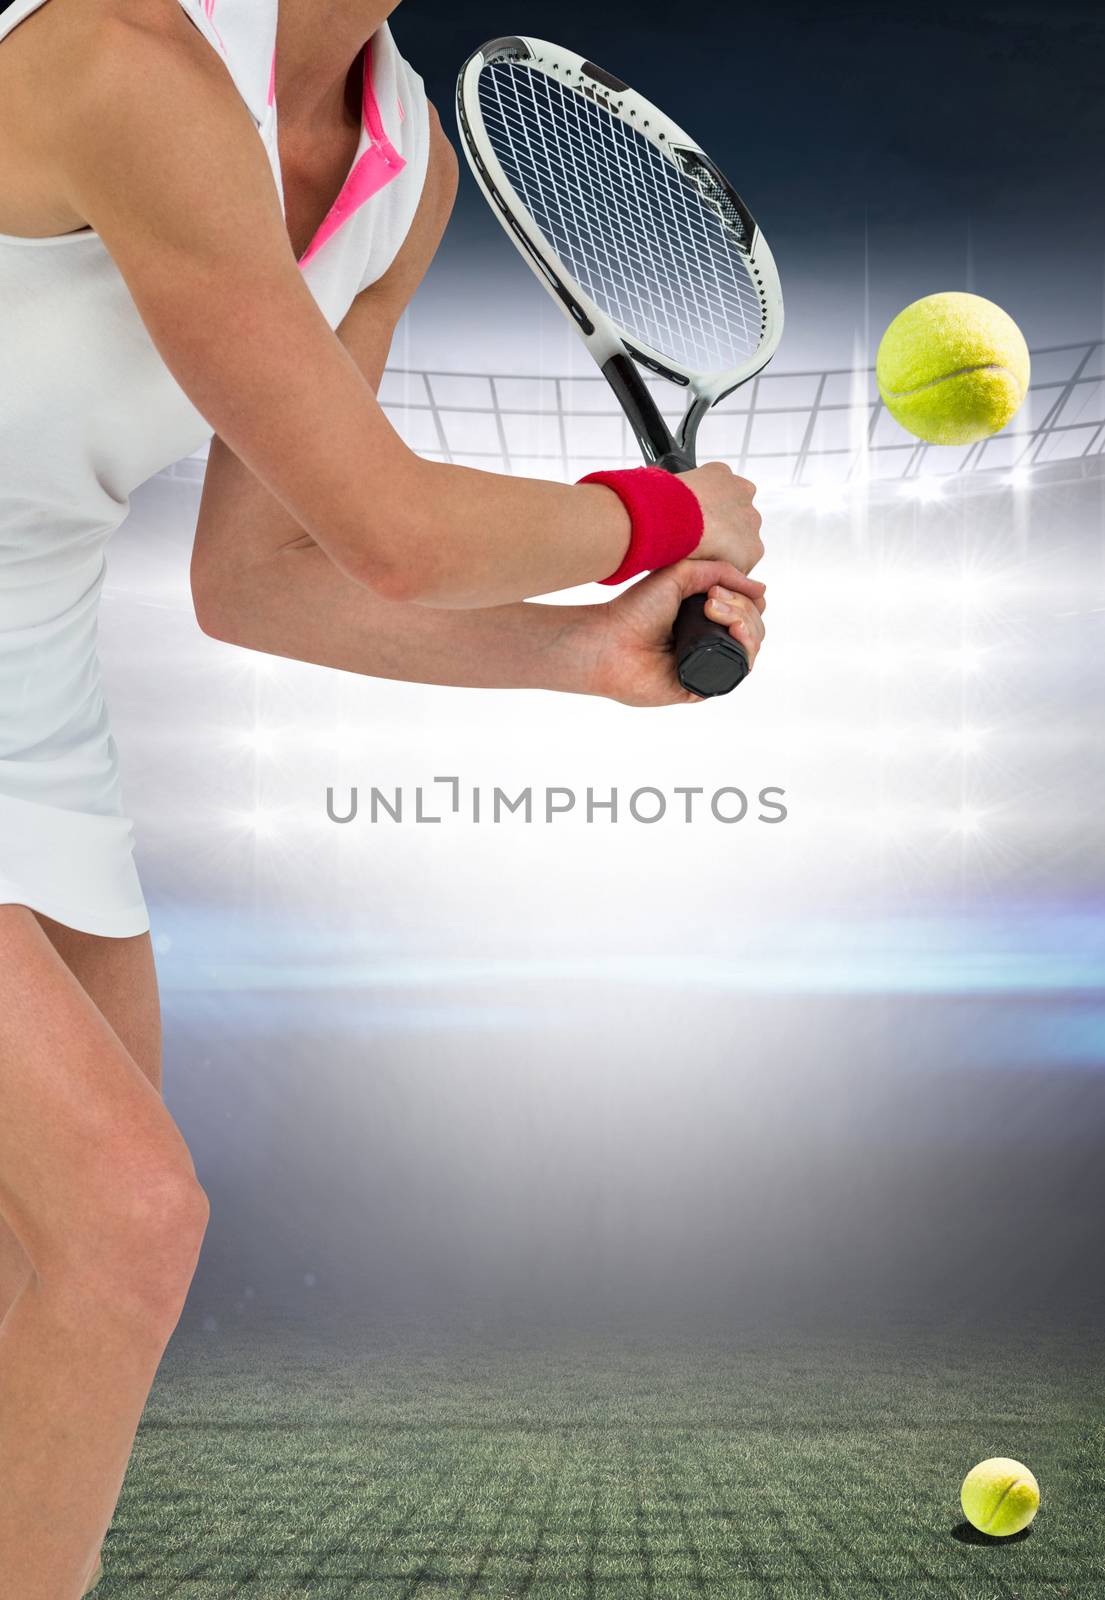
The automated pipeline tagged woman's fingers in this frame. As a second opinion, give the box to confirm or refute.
[703,586,766,661]
[708,577,766,615]
[667,560,766,606]
[648,560,768,669]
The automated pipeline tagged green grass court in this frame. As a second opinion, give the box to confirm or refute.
[99,1316,1103,1599]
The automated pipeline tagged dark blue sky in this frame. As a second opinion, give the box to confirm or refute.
[402,2,1103,223]
[394,1,1105,354]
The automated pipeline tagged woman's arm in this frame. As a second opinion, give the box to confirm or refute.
[191,119,766,700]
[29,4,760,607]
[194,516,765,703]
[192,273,765,700]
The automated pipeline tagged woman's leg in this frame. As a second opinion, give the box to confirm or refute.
[0,912,165,1320]
[0,904,208,1600]
[0,913,167,1593]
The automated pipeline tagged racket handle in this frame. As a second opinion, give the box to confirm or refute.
[673,595,750,697]
[654,449,751,698]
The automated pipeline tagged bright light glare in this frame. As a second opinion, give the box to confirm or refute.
[903,476,946,504]
[955,574,991,608]
[872,647,905,677]
[815,483,853,516]
[241,808,278,837]
[1007,464,1034,490]
[948,726,985,753]
[948,645,985,675]
[776,481,857,514]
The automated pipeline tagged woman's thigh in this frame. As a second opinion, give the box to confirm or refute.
[33,910,162,1087]
[0,904,194,1280]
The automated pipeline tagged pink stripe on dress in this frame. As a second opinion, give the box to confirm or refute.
[201,0,227,54]
[299,40,406,266]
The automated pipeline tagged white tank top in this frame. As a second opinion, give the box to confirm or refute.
[0,0,430,935]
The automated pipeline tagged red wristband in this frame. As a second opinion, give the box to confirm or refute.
[580,466,704,585]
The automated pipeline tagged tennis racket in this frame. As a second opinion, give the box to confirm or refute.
[456,36,784,698]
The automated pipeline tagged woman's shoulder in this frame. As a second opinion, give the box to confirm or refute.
[0,0,243,237]
[84,0,279,130]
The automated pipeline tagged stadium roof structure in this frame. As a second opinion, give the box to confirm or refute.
[370,339,1104,495]
[172,339,1103,500]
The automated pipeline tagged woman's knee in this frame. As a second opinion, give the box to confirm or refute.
[42,1158,209,1336]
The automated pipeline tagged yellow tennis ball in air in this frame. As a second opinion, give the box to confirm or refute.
[960,1457,1041,1537]
[876,292,1030,445]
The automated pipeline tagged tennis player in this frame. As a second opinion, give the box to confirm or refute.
[0,1,766,1593]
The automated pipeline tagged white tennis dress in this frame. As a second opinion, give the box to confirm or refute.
[0,0,429,935]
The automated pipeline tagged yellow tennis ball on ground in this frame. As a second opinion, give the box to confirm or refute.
[876,292,1030,445]
[960,1457,1041,1537]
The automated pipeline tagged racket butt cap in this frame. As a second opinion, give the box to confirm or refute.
[678,640,750,697]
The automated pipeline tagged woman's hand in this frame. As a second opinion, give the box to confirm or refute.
[577,560,767,707]
[681,465,764,576]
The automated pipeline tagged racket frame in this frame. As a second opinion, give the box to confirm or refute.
[456,35,784,469]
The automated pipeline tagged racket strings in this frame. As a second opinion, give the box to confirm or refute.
[478,62,764,374]
[498,91,749,358]
[489,75,736,361]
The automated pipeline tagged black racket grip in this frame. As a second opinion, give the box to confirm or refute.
[673,595,750,697]
[655,449,751,699]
